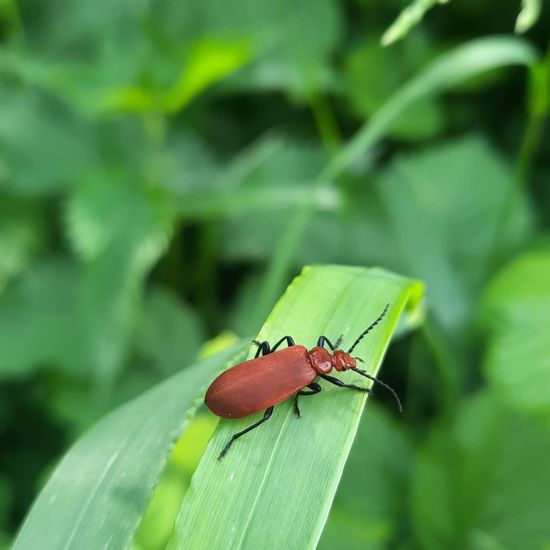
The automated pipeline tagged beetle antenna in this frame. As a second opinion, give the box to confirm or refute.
[347,304,389,354]
[351,367,402,412]
[354,356,364,363]
[334,334,344,349]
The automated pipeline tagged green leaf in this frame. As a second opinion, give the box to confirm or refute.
[133,469,187,550]
[235,135,533,337]
[176,136,337,220]
[135,286,206,377]
[0,0,150,114]
[0,174,174,383]
[66,174,173,381]
[161,39,250,112]
[411,391,550,549]
[257,36,537,330]
[0,196,47,291]
[1,6,248,115]
[0,90,99,195]
[5,0,341,110]
[319,406,412,550]
[66,175,171,264]
[102,39,251,114]
[0,259,83,378]
[12,342,248,550]
[515,0,542,33]
[376,136,533,333]
[0,475,11,543]
[134,413,217,550]
[153,0,343,98]
[168,265,423,549]
[344,37,444,140]
[482,250,550,415]
[324,36,537,180]
[212,0,343,97]
[381,0,449,47]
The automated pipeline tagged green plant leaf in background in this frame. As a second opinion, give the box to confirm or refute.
[218,135,533,340]
[515,0,542,34]
[12,342,248,550]
[212,0,343,98]
[344,36,444,140]
[326,36,537,180]
[319,406,412,550]
[66,174,173,382]
[256,36,537,330]
[168,264,422,549]
[134,413,218,550]
[382,0,543,44]
[174,135,338,221]
[135,286,206,378]
[411,391,550,549]
[102,39,251,114]
[1,0,342,112]
[376,135,533,334]
[0,197,47,292]
[0,91,100,195]
[481,250,550,416]
[381,0,449,47]
[161,39,250,113]
[0,475,11,548]
[0,259,83,379]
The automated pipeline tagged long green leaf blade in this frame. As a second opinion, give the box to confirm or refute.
[256,36,537,329]
[169,265,423,549]
[12,343,248,550]
[515,0,541,33]
[381,0,448,47]
[324,36,537,181]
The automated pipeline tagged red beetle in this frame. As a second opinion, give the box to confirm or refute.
[205,304,401,459]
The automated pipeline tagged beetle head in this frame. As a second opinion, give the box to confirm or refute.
[332,350,356,372]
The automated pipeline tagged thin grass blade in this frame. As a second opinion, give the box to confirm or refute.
[324,36,537,181]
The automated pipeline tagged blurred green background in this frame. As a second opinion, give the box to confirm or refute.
[1,0,550,548]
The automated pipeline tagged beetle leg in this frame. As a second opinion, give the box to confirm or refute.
[270,336,296,352]
[252,340,271,358]
[317,335,344,350]
[252,336,294,357]
[293,397,300,418]
[319,373,373,394]
[293,382,321,418]
[218,406,274,460]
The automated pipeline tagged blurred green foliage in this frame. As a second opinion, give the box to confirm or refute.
[0,0,549,548]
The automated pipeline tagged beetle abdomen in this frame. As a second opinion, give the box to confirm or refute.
[205,345,316,418]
